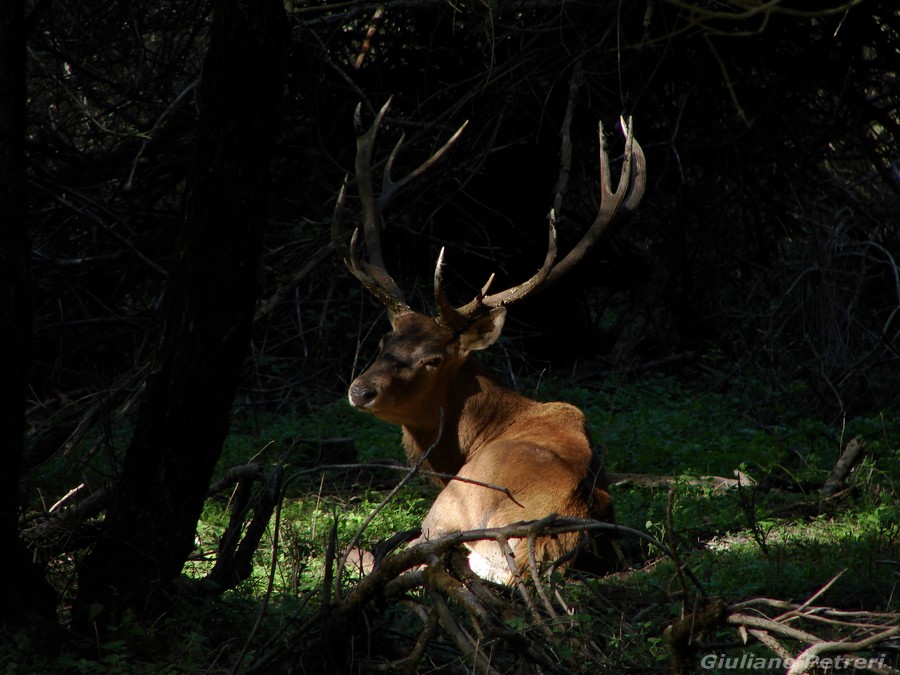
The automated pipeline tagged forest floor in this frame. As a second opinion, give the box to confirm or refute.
[8,372,900,673]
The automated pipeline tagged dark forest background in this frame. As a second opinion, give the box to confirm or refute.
[14,1,899,416]
[0,0,897,669]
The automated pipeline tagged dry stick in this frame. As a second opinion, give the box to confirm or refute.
[322,517,339,608]
[452,559,509,620]
[785,613,897,631]
[425,472,526,508]
[21,484,110,545]
[48,482,87,513]
[527,535,559,621]
[254,243,334,322]
[208,462,264,494]
[34,183,167,277]
[383,567,427,600]
[325,517,678,670]
[125,79,198,190]
[665,485,693,602]
[786,626,900,675]
[726,613,823,644]
[732,597,800,611]
[774,568,847,623]
[821,437,865,496]
[206,475,255,587]
[428,558,562,675]
[747,628,793,662]
[426,565,493,641]
[229,471,286,675]
[401,606,440,675]
[733,597,900,629]
[294,462,526,508]
[427,586,501,675]
[546,545,581,615]
[820,608,900,621]
[493,534,553,640]
[332,516,704,639]
[552,585,572,617]
[333,409,445,601]
[609,471,753,491]
[352,3,385,70]
[245,595,317,674]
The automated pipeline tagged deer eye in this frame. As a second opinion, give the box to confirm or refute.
[422,356,443,369]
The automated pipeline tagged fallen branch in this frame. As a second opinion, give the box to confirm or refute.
[609,470,756,492]
[21,483,111,547]
[717,570,900,675]
[315,513,705,675]
[787,626,900,675]
[821,436,865,496]
[208,462,265,494]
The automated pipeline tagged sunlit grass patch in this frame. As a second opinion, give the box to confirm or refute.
[172,374,900,672]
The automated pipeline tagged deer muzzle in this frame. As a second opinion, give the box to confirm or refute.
[349,381,378,409]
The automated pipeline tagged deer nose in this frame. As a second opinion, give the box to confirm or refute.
[349,383,378,408]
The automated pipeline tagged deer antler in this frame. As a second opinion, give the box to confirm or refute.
[331,99,468,319]
[434,116,645,330]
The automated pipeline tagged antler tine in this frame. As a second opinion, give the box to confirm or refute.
[619,115,646,214]
[354,98,394,282]
[329,99,409,313]
[433,247,497,329]
[542,116,646,288]
[439,117,644,321]
[335,98,469,319]
[348,230,412,317]
[433,247,462,329]
[436,214,559,324]
[470,220,558,313]
[332,173,411,316]
[379,119,469,212]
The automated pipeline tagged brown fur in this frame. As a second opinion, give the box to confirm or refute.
[349,311,616,583]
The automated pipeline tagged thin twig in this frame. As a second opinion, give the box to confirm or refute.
[292,460,526,509]
[527,534,559,620]
[334,409,445,600]
[229,471,286,674]
[774,568,846,622]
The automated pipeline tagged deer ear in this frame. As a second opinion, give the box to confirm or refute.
[458,308,507,354]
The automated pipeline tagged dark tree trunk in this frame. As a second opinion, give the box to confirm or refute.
[0,0,57,630]
[74,0,288,628]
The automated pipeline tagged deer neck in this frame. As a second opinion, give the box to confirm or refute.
[401,358,528,481]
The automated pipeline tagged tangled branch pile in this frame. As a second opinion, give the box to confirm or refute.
[238,512,900,673]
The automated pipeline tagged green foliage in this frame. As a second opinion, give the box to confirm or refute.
[13,375,898,672]
[222,400,402,468]
[546,374,900,488]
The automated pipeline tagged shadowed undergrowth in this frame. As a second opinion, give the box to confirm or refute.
[9,373,900,673]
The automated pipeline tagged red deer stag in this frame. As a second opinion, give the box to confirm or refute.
[333,100,645,583]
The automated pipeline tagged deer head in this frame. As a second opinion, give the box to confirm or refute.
[332,99,645,427]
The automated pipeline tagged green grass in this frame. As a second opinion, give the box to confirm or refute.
[210,375,898,662]
[222,398,403,466]
[8,373,899,673]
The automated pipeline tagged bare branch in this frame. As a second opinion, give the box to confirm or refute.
[786,627,900,675]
